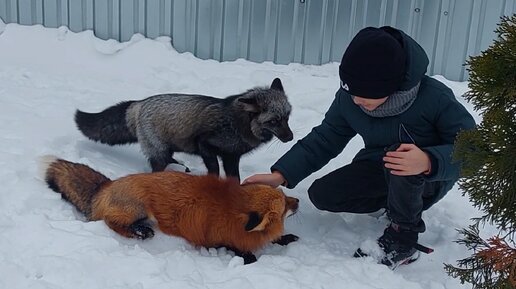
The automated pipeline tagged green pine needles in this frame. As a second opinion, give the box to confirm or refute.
[446,15,516,289]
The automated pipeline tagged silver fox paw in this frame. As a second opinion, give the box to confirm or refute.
[166,163,191,173]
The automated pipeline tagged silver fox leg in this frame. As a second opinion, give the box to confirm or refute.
[201,154,219,176]
[149,149,190,172]
[137,129,190,172]
[221,154,240,180]
[149,157,169,172]
[149,150,186,172]
[139,138,172,172]
[166,147,190,172]
[198,142,220,176]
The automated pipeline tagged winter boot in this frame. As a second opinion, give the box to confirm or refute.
[354,223,433,269]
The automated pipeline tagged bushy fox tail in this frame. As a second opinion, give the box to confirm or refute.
[39,156,111,219]
[75,101,137,145]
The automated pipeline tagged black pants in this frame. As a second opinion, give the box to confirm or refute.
[307,161,442,233]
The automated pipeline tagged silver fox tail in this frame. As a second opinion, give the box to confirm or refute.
[75,101,138,145]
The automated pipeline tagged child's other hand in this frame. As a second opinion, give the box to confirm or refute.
[383,144,431,176]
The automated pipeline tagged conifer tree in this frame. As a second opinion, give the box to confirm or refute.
[445,15,516,289]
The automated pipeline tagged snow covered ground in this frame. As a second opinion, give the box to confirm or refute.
[0,19,493,289]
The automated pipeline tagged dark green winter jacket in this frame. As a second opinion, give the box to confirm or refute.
[271,30,476,204]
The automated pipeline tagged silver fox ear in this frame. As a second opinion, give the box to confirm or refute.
[270,78,284,91]
[237,97,260,113]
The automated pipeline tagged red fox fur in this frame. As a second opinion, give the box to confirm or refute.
[40,156,299,263]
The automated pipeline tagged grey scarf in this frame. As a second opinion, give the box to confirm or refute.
[354,82,420,117]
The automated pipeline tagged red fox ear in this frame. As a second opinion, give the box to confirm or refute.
[245,211,269,232]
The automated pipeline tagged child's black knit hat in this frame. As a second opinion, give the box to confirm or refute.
[339,26,406,99]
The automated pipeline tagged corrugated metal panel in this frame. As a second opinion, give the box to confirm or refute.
[0,0,515,81]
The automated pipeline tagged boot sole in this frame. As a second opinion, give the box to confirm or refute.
[390,251,420,270]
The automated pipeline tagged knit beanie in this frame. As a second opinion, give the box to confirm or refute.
[339,27,406,99]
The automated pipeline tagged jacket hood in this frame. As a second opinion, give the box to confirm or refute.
[397,29,429,90]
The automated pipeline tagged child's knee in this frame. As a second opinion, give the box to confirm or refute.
[307,179,330,210]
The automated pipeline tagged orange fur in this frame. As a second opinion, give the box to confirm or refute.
[43,158,298,254]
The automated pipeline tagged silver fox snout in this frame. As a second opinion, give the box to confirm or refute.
[279,131,294,142]
[267,122,293,142]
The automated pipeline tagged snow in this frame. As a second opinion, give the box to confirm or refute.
[0,21,495,289]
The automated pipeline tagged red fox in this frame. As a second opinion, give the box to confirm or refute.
[40,156,299,264]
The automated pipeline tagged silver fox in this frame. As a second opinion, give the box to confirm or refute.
[75,78,293,179]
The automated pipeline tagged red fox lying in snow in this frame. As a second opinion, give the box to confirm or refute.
[40,156,299,264]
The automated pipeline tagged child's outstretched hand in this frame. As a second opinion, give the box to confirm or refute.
[242,171,287,188]
[383,143,432,176]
